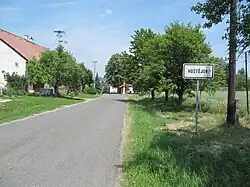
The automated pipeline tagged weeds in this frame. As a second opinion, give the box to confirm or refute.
[122,93,250,187]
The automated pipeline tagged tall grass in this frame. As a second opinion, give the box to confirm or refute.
[184,91,249,118]
[122,94,250,187]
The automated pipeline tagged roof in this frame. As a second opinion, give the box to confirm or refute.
[0,28,47,61]
[119,84,133,88]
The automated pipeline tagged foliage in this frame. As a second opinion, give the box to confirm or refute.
[28,45,92,96]
[163,22,212,103]
[87,86,97,95]
[199,57,228,96]
[235,68,250,91]
[94,73,102,93]
[2,72,27,95]
[191,0,250,54]
[105,22,229,104]
[191,0,248,125]
[105,52,129,87]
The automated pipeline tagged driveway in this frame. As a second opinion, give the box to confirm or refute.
[0,94,127,187]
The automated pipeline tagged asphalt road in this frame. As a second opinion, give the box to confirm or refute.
[0,94,127,187]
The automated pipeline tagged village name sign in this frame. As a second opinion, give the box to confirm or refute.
[182,63,214,134]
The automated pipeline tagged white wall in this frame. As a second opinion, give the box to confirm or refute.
[0,40,27,88]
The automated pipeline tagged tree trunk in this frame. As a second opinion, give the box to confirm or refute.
[54,86,59,97]
[151,90,155,100]
[227,0,237,126]
[165,90,169,103]
[172,94,174,106]
[178,94,183,105]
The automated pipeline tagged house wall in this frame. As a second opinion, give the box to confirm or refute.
[0,40,27,88]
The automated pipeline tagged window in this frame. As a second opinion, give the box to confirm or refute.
[15,62,19,67]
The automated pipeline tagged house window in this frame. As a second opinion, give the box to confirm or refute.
[15,62,19,68]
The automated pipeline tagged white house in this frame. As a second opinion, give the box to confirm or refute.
[0,29,47,90]
[109,86,118,94]
[119,83,134,94]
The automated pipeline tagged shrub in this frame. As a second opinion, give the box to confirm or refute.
[87,87,97,94]
[2,72,27,96]
[83,85,90,94]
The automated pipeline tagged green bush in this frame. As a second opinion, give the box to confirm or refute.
[83,85,90,94]
[87,87,97,94]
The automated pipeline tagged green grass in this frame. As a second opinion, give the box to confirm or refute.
[63,93,102,100]
[0,95,84,123]
[122,95,250,187]
[78,93,102,99]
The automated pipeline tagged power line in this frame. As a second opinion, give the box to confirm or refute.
[53,30,67,46]
[64,0,116,32]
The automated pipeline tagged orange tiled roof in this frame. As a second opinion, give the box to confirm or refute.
[0,28,47,61]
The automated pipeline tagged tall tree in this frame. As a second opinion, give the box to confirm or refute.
[95,73,101,93]
[105,53,127,89]
[163,22,212,104]
[28,45,80,96]
[129,28,158,98]
[192,0,247,125]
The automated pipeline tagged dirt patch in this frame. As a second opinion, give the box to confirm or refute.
[155,121,194,132]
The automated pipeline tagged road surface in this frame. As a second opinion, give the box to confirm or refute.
[0,94,127,187]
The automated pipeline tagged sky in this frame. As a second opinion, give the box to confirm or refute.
[1,0,244,77]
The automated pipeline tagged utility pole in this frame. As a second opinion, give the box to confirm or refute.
[93,61,98,88]
[53,30,67,46]
[227,0,237,126]
[245,52,249,114]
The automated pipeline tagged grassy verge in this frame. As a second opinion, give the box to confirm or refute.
[122,96,250,187]
[0,95,84,123]
[78,93,102,99]
[63,93,102,100]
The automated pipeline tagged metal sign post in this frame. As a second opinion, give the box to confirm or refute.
[195,79,199,134]
[182,63,214,134]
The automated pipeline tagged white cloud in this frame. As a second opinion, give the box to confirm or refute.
[0,7,19,11]
[106,9,113,15]
[100,9,113,17]
[38,0,82,8]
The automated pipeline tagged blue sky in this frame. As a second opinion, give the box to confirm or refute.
[1,0,243,76]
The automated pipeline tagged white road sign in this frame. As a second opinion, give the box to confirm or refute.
[182,63,214,79]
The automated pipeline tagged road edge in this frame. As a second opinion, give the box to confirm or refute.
[0,95,103,127]
[116,98,131,187]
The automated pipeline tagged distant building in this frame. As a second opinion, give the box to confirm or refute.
[109,86,118,94]
[119,83,134,94]
[0,29,47,91]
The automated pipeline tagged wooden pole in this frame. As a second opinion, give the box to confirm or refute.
[227,0,237,126]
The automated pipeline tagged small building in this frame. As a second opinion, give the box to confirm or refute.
[109,86,118,94]
[119,83,134,94]
[0,29,47,92]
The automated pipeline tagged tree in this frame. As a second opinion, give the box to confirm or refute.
[2,72,27,95]
[85,69,94,86]
[163,22,212,104]
[78,62,93,90]
[129,28,158,98]
[236,68,246,91]
[105,53,127,89]
[139,34,167,100]
[95,73,101,93]
[191,0,248,125]
[199,57,228,97]
[28,45,82,96]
